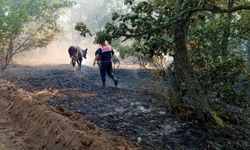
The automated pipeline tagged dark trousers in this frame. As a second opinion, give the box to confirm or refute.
[100,61,115,84]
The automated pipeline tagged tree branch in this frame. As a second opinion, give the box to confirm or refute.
[121,27,162,42]
[121,30,152,42]
[198,5,250,13]
[13,20,49,53]
[186,4,250,18]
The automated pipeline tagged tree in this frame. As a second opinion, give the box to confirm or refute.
[102,0,250,122]
[247,41,250,105]
[0,0,73,70]
[188,4,250,108]
[220,0,234,61]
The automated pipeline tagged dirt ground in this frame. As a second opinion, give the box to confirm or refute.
[0,79,136,150]
[0,62,250,150]
[0,64,174,150]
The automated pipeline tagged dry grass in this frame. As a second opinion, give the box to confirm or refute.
[138,74,183,112]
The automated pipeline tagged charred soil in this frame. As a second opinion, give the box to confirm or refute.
[0,64,250,150]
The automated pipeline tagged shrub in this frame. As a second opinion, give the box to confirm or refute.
[193,54,249,108]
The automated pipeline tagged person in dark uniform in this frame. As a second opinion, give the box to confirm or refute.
[93,41,118,87]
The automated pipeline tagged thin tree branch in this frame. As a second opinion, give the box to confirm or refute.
[121,28,158,42]
[186,5,250,18]
[13,20,49,53]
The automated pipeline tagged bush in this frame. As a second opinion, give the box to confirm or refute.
[193,54,249,108]
[117,46,134,59]
[139,76,179,109]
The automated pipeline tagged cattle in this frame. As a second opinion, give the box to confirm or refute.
[112,55,120,68]
[112,48,121,69]
[68,46,87,72]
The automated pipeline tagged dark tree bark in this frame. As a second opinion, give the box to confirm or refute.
[173,0,211,119]
[220,0,234,61]
[173,19,211,118]
[247,41,250,106]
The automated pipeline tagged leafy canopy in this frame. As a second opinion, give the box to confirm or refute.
[0,0,74,70]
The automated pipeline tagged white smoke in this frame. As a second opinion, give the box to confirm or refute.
[13,0,117,66]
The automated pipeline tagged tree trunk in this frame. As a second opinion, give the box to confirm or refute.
[220,0,234,61]
[247,41,250,106]
[173,19,211,119]
[173,0,212,119]
[0,38,15,71]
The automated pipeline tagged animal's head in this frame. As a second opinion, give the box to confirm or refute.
[82,48,88,59]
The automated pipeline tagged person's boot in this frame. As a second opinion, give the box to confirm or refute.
[102,82,106,87]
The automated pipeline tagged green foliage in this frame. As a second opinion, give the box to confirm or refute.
[111,39,134,59]
[0,0,74,70]
[193,54,248,108]
[212,111,225,127]
[75,22,92,37]
[103,0,175,56]
[117,45,134,59]
[97,0,250,123]
[93,31,112,45]
[188,11,250,108]
[112,12,120,21]
[0,0,29,40]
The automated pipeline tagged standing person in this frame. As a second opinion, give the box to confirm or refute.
[93,41,118,87]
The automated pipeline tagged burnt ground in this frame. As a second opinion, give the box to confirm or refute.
[1,64,250,150]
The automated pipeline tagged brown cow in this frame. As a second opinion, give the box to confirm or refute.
[68,46,87,72]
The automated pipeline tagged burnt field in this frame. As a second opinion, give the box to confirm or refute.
[1,64,249,150]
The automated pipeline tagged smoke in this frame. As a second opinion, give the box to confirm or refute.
[13,0,173,70]
[13,0,111,67]
[14,38,98,66]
